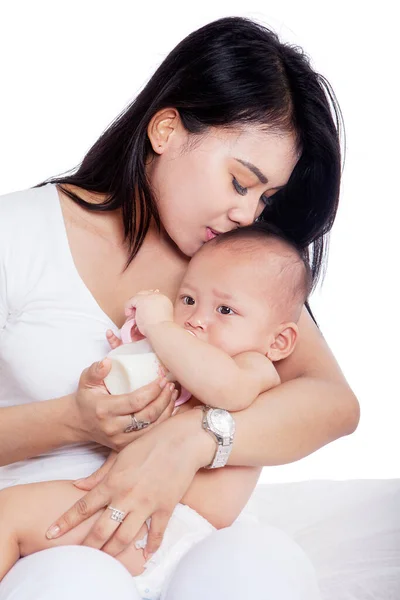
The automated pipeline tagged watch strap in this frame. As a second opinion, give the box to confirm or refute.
[206,440,233,469]
[199,406,234,469]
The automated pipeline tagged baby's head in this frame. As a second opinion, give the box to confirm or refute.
[174,223,311,361]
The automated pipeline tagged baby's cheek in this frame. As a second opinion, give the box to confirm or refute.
[173,305,186,327]
[211,330,239,356]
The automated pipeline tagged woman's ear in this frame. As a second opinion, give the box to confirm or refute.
[147,108,181,154]
[266,323,298,362]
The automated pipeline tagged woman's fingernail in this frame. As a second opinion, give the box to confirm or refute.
[96,361,103,372]
[169,383,175,392]
[159,377,167,389]
[46,525,61,539]
[172,390,179,402]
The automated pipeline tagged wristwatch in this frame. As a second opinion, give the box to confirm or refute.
[198,406,236,469]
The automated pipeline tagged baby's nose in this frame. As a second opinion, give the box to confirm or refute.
[186,314,207,330]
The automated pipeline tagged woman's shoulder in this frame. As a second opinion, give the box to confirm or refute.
[0,184,60,248]
[0,183,56,221]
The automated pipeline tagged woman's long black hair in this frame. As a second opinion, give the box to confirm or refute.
[40,16,343,288]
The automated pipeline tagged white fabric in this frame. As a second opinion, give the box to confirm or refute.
[134,503,216,599]
[162,522,321,600]
[0,547,138,600]
[0,525,321,600]
[1,479,398,599]
[247,479,400,600]
[0,184,114,488]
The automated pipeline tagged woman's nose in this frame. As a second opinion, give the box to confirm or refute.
[228,195,261,227]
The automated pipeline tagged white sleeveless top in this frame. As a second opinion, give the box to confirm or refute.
[0,184,112,488]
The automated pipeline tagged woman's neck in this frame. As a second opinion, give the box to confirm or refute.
[58,183,189,270]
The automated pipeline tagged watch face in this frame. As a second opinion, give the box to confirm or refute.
[209,409,235,436]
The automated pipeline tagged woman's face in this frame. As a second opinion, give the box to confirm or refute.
[147,122,299,257]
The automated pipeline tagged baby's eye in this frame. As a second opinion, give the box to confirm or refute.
[182,295,195,305]
[232,177,248,196]
[217,305,235,315]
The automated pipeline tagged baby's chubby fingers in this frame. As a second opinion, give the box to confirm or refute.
[124,290,159,317]
[106,329,122,349]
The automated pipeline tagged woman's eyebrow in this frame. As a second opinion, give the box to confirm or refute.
[234,158,268,184]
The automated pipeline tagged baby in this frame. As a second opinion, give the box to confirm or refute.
[0,223,311,598]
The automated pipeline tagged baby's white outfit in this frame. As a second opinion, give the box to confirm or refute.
[134,504,216,599]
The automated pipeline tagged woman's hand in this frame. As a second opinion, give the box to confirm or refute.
[46,409,215,557]
[73,450,118,491]
[70,359,178,451]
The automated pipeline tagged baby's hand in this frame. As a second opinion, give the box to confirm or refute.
[106,329,123,350]
[125,290,174,337]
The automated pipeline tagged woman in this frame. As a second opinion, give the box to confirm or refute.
[0,16,359,600]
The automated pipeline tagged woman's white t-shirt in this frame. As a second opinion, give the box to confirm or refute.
[0,184,112,488]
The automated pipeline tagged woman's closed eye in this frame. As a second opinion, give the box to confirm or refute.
[217,305,235,315]
[232,177,270,207]
[232,177,248,196]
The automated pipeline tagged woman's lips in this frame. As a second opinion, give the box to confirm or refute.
[206,227,219,241]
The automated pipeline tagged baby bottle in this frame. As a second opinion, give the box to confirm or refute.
[104,318,190,406]
[104,318,164,394]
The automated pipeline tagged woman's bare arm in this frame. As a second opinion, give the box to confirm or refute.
[0,361,176,466]
[0,395,78,467]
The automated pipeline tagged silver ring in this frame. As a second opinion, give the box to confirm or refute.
[107,505,126,523]
[124,413,151,433]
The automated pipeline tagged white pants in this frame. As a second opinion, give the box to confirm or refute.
[0,523,321,600]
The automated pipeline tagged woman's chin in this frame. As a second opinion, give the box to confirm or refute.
[169,236,199,259]
[172,234,203,258]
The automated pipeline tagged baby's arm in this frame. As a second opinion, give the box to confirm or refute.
[108,324,278,410]
[124,291,280,411]
[147,322,280,411]
[0,480,148,582]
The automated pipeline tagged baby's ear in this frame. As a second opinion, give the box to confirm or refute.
[266,323,298,362]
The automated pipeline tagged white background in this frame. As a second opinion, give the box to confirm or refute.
[0,1,398,483]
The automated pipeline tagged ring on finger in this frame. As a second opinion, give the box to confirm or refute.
[107,505,126,523]
[124,413,151,433]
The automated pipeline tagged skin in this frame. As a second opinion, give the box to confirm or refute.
[0,242,300,582]
[148,111,299,258]
[173,241,300,357]
[0,108,360,565]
